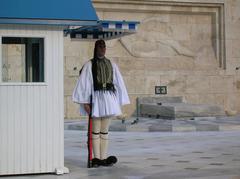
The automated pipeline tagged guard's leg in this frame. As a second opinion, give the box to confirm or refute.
[92,118,101,159]
[100,117,111,160]
[100,117,117,166]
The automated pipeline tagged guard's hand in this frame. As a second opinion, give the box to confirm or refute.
[84,104,91,115]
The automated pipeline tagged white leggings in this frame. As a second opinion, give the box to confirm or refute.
[92,117,111,160]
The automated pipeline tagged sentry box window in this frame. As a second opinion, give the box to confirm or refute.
[155,86,167,95]
[2,37,44,82]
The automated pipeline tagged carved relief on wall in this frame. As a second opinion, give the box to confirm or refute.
[119,13,219,70]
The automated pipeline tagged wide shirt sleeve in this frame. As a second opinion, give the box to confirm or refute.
[72,61,92,104]
[112,62,130,106]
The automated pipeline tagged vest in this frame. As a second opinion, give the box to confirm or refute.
[91,58,115,92]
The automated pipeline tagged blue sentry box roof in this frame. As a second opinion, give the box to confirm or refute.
[0,0,98,25]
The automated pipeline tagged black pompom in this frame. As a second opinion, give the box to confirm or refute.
[106,156,117,165]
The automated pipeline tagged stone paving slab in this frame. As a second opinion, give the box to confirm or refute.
[65,115,240,132]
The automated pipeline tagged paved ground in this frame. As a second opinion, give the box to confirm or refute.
[64,131,240,179]
[2,116,240,179]
[2,130,240,179]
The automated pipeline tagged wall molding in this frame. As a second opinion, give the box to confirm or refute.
[92,0,224,7]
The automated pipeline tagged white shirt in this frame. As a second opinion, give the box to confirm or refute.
[72,60,130,118]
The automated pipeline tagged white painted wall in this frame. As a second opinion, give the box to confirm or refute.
[0,25,67,175]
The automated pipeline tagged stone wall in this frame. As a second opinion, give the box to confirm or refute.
[64,0,240,119]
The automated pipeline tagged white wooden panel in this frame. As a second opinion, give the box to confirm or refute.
[0,86,8,173]
[58,28,64,169]
[0,25,65,175]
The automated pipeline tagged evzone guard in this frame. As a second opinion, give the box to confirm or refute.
[72,39,130,167]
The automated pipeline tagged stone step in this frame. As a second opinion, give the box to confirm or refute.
[138,96,183,104]
[140,103,226,119]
